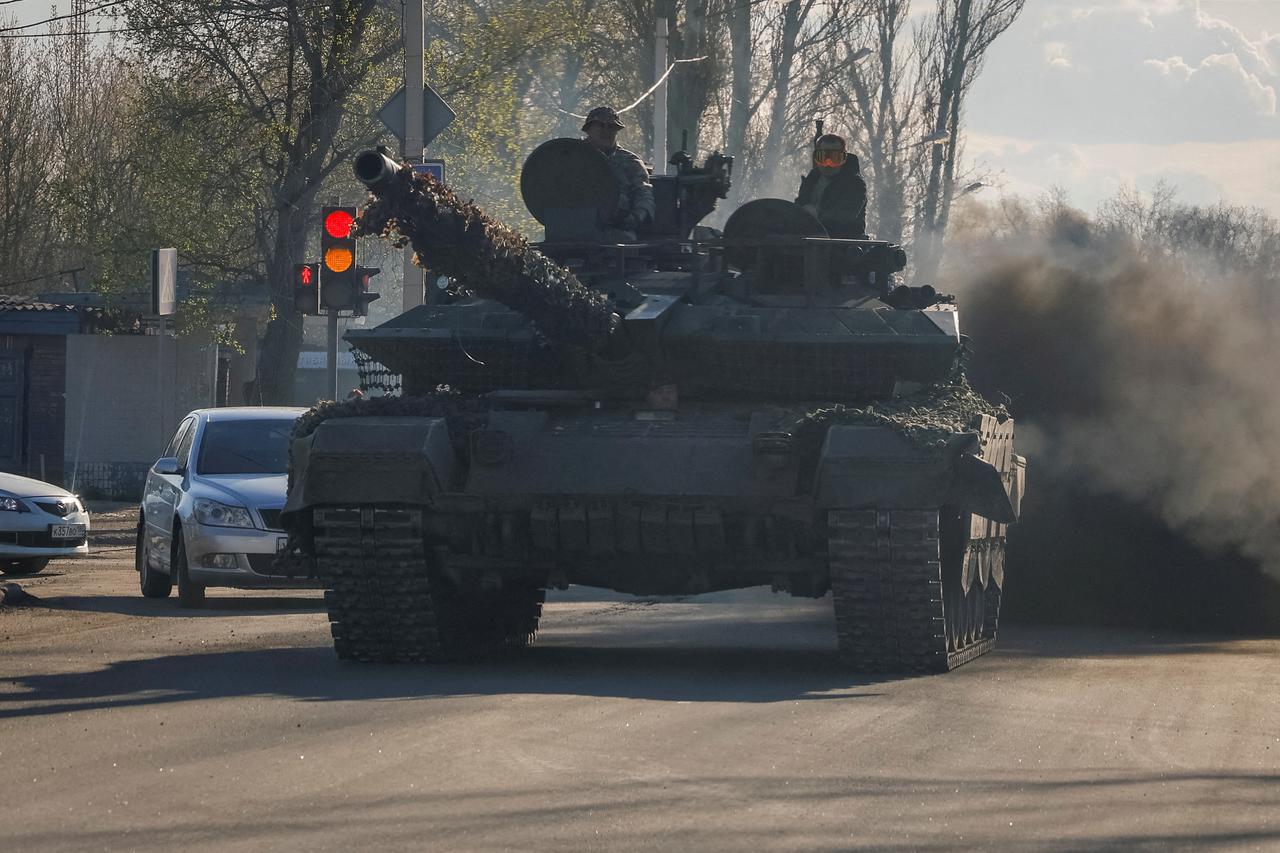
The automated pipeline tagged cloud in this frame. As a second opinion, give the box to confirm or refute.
[966,133,1280,214]
[967,1,1279,144]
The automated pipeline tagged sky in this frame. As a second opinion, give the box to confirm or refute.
[6,0,1277,215]
[965,0,1280,214]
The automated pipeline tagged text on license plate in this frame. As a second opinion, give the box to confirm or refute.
[51,524,85,539]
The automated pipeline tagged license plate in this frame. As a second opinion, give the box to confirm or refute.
[51,524,85,540]
[276,537,289,553]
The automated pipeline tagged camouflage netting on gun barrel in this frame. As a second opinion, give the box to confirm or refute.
[355,165,618,349]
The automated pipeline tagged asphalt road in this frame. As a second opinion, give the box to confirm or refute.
[0,508,1277,852]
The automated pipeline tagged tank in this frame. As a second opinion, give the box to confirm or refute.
[279,140,1026,673]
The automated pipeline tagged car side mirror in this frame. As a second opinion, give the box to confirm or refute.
[154,457,182,476]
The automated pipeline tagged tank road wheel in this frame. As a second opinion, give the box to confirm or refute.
[313,506,544,663]
[496,581,546,649]
[828,509,1001,674]
[940,506,1002,669]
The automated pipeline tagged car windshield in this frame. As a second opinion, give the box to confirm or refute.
[196,418,296,475]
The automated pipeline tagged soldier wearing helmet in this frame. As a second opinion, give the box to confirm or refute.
[581,106,656,237]
[796,133,868,239]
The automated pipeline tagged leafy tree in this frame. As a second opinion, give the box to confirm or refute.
[121,0,400,402]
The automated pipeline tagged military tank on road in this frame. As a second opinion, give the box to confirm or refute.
[280,139,1026,673]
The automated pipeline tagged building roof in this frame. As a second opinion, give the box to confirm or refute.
[0,294,81,313]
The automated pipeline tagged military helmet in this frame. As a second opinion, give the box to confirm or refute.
[582,106,625,131]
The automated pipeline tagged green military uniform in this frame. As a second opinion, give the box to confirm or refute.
[603,145,656,228]
[582,106,655,233]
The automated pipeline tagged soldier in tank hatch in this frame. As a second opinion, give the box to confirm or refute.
[581,106,655,238]
[796,133,868,239]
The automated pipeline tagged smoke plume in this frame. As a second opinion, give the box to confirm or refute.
[942,197,1280,630]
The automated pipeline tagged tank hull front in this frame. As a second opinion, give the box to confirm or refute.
[286,403,1022,671]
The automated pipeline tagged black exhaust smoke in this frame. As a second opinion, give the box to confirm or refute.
[948,207,1280,632]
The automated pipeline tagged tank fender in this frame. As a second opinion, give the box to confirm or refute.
[814,425,1017,522]
[814,425,955,509]
[952,452,1017,524]
[282,416,456,516]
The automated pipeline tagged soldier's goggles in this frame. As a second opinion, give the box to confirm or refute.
[814,149,847,168]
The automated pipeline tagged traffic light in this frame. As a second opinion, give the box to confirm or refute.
[353,266,381,317]
[293,263,320,314]
[320,205,359,311]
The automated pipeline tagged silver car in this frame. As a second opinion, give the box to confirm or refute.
[0,472,90,575]
[136,407,310,606]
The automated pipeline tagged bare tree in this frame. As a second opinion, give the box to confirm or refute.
[122,0,399,403]
[913,0,1026,280]
[837,0,927,244]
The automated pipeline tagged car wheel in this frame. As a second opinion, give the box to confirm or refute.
[0,558,49,576]
[174,528,205,608]
[137,521,172,598]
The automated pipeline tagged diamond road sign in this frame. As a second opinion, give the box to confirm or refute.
[377,84,456,147]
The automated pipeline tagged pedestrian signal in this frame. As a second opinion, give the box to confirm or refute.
[293,263,320,314]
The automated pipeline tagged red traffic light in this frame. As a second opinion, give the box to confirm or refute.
[324,209,355,239]
[299,265,313,285]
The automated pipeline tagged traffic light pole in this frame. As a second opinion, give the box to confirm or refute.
[326,309,339,402]
[402,0,426,313]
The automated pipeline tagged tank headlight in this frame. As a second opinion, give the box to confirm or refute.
[194,499,254,528]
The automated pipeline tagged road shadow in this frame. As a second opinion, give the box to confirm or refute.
[11,767,1280,851]
[995,622,1275,658]
[41,594,325,618]
[0,639,897,719]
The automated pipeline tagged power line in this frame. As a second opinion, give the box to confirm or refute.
[0,1,361,38]
[0,25,172,39]
[0,0,128,33]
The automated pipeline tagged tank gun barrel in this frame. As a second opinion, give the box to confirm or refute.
[353,147,401,192]
[351,148,619,350]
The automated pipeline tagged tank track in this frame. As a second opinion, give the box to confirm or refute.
[829,509,1002,673]
[314,505,545,662]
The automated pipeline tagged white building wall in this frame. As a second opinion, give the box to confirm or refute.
[63,334,217,498]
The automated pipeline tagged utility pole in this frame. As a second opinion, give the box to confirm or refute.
[402,0,426,312]
[653,14,669,176]
[326,311,339,401]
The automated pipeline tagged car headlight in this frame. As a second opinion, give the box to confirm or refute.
[0,496,28,513]
[193,498,254,528]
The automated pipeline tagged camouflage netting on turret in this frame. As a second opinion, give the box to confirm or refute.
[291,392,489,445]
[789,375,1008,454]
[355,166,618,349]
